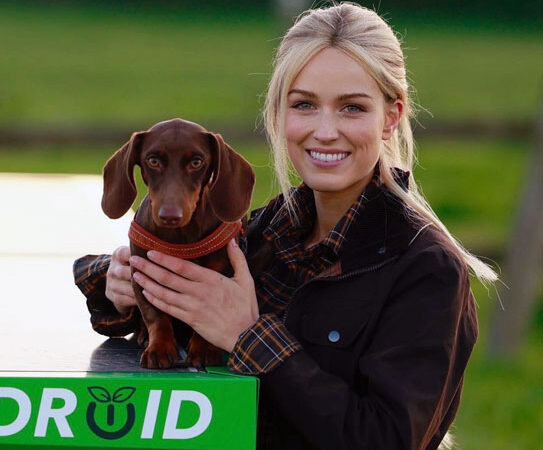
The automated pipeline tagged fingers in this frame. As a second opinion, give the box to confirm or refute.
[146,251,220,283]
[132,271,195,322]
[112,245,131,264]
[131,271,183,308]
[129,255,201,296]
[106,245,137,313]
[227,239,251,283]
[108,260,132,284]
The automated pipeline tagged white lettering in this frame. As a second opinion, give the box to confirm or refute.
[141,389,162,439]
[163,391,212,439]
[0,387,31,436]
[34,388,76,438]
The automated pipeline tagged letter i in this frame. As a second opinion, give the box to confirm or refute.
[141,390,162,439]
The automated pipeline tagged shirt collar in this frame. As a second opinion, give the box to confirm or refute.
[263,167,384,258]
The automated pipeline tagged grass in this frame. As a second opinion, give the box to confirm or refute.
[456,281,543,450]
[398,26,543,122]
[1,4,542,128]
[0,4,275,127]
[414,137,529,254]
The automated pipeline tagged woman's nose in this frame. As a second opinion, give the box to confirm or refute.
[313,111,339,142]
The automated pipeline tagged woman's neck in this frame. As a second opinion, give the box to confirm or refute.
[304,184,366,249]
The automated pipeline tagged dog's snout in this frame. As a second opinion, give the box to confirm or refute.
[158,205,183,226]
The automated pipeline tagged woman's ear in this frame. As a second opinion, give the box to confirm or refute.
[382,99,404,140]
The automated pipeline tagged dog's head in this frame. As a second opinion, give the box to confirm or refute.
[101,118,255,227]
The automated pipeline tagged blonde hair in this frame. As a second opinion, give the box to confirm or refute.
[263,2,497,284]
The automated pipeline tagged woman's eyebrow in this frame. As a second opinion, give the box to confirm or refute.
[338,92,373,101]
[287,89,373,101]
[287,88,316,98]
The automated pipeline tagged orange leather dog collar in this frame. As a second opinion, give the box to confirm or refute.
[128,220,242,259]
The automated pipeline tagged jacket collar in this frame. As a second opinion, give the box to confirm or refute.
[337,166,422,272]
[248,167,421,274]
[338,187,417,273]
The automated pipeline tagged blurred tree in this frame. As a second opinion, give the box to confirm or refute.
[488,105,543,357]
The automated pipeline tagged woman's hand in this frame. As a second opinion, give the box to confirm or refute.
[105,246,137,314]
[129,239,259,352]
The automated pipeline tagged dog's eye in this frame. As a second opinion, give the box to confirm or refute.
[147,156,161,168]
[190,157,203,169]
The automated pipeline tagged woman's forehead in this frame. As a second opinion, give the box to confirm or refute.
[289,47,381,98]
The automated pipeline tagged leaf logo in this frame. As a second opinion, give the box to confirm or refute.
[86,386,136,439]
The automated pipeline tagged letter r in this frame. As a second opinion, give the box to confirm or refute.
[34,388,77,438]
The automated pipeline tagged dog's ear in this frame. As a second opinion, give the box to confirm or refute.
[207,132,255,222]
[101,131,145,219]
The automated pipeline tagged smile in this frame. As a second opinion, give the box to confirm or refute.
[308,150,350,162]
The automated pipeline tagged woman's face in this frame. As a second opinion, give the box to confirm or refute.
[284,47,402,200]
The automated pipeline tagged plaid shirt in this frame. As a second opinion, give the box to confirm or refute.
[227,173,382,375]
[73,172,382,374]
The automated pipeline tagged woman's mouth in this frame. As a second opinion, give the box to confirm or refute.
[307,150,351,165]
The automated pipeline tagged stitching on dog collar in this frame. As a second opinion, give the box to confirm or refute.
[128,220,242,259]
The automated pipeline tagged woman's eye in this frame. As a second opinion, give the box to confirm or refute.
[343,104,365,113]
[147,156,161,167]
[292,101,313,111]
[190,157,203,169]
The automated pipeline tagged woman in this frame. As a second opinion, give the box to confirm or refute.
[74,3,496,449]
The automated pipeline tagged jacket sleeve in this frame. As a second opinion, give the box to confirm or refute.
[255,246,478,450]
[73,254,139,337]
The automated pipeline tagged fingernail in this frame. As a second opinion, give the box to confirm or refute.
[129,256,137,266]
[229,238,238,248]
[147,250,157,260]
[133,272,142,283]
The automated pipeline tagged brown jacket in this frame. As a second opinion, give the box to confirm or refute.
[243,186,478,450]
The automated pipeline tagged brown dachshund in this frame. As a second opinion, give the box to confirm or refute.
[101,118,255,369]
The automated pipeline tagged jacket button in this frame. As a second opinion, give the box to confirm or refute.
[328,330,340,343]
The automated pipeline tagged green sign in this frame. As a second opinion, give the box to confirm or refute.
[0,368,258,450]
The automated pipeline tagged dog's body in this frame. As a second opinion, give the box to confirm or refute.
[101,118,255,369]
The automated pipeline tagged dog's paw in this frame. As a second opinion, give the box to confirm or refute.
[186,335,223,368]
[140,341,179,369]
[136,327,149,348]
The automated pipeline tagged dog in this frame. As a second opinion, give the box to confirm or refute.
[101,118,255,369]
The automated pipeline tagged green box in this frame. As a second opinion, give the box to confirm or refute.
[0,367,258,450]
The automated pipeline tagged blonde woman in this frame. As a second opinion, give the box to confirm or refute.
[75,2,496,448]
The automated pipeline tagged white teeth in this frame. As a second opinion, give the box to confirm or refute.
[309,151,348,162]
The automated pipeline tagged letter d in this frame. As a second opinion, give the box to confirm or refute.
[163,391,212,439]
[0,387,31,436]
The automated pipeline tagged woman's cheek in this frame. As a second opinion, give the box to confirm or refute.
[285,112,309,143]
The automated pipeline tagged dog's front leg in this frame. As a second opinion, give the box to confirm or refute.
[132,279,179,369]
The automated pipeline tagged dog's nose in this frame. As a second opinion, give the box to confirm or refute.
[158,206,183,226]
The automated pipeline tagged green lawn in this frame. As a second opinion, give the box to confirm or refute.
[0,4,275,127]
[1,4,542,128]
[457,279,543,450]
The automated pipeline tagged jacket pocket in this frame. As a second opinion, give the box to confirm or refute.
[300,304,370,379]
[301,304,369,349]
